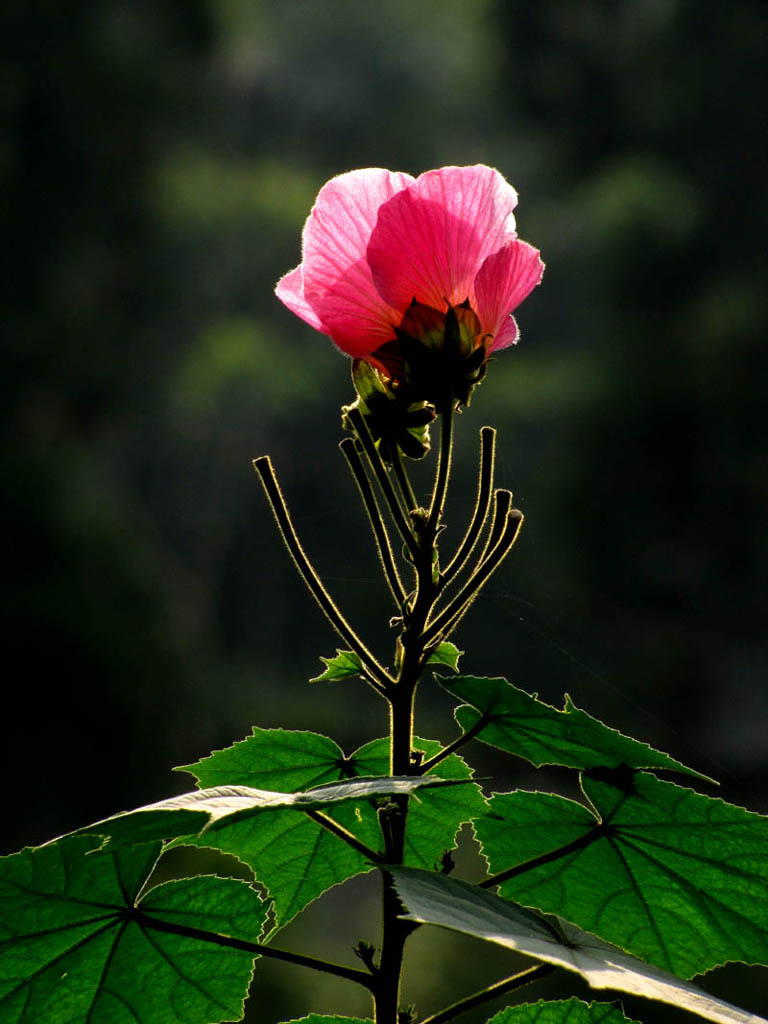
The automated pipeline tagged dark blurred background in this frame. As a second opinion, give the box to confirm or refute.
[3,0,767,1020]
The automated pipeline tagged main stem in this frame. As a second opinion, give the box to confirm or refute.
[374,407,454,1024]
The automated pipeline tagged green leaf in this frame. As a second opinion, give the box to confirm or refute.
[310,650,364,683]
[348,737,488,871]
[475,768,768,979]
[486,998,640,1024]
[178,729,486,930]
[278,1018,372,1024]
[81,776,452,847]
[0,834,268,1024]
[439,674,710,780]
[426,641,463,672]
[390,867,766,1024]
[178,727,348,792]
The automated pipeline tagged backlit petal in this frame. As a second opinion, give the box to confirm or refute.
[473,239,544,351]
[367,165,519,313]
[274,264,327,334]
[301,168,414,357]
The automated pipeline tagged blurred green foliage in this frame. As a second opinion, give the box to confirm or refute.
[2,0,766,1020]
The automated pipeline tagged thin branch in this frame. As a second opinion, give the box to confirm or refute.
[440,426,496,588]
[390,443,419,515]
[129,908,375,989]
[306,808,386,864]
[427,403,454,539]
[253,456,393,690]
[423,508,523,645]
[345,407,419,558]
[479,828,603,890]
[417,964,556,1024]
[416,715,489,776]
[477,488,513,566]
[340,438,407,607]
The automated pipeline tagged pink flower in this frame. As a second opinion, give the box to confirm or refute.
[276,165,544,401]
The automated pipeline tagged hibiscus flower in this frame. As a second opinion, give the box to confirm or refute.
[276,164,543,406]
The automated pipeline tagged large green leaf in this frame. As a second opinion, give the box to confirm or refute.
[278,1018,372,1024]
[475,768,768,979]
[178,730,486,930]
[487,998,640,1024]
[0,835,268,1023]
[390,867,766,1024]
[178,728,349,792]
[80,775,451,847]
[439,674,710,780]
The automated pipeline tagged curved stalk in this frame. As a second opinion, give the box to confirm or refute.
[340,438,407,607]
[390,443,419,515]
[422,508,523,645]
[440,426,496,588]
[253,456,393,690]
[426,403,454,539]
[346,407,419,558]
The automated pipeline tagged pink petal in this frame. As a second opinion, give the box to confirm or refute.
[301,168,414,357]
[274,264,328,335]
[473,239,545,351]
[367,165,519,314]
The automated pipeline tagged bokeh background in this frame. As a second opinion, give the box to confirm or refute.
[3,0,767,1020]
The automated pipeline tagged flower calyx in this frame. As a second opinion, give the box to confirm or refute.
[342,358,435,462]
[372,299,489,411]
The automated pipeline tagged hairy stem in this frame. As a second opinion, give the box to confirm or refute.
[253,456,393,690]
[423,507,523,645]
[340,438,407,607]
[427,402,454,539]
[440,426,495,588]
[374,409,458,1023]
[390,443,419,515]
[346,407,419,558]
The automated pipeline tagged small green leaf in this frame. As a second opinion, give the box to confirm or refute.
[310,650,364,683]
[486,998,640,1024]
[426,641,463,672]
[0,835,268,1024]
[475,769,768,979]
[177,727,347,792]
[439,674,711,780]
[177,730,486,930]
[390,867,766,1024]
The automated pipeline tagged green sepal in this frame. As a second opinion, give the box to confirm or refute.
[0,835,268,1024]
[342,358,434,461]
[439,674,711,780]
[475,768,768,979]
[310,649,364,683]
